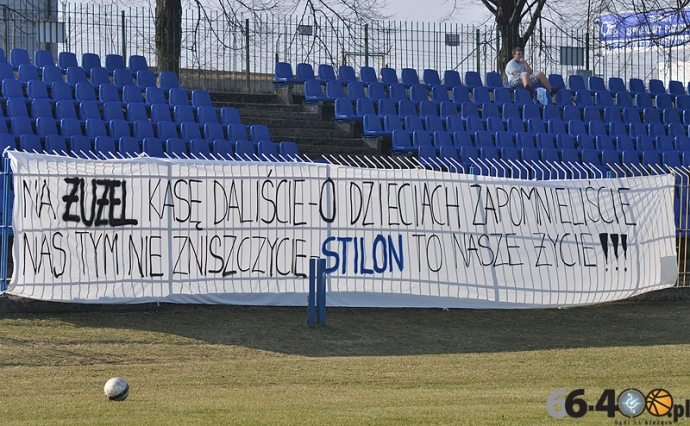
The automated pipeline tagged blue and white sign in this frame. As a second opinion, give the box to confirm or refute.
[600,9,690,49]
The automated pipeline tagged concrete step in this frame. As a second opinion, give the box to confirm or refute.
[271,127,353,139]
[242,117,342,131]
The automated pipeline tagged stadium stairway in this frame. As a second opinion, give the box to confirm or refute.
[212,91,379,157]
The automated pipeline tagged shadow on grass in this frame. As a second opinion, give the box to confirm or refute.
[18,299,690,357]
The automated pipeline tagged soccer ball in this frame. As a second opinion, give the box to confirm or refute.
[104,377,130,401]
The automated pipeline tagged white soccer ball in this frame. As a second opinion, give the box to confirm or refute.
[104,377,130,401]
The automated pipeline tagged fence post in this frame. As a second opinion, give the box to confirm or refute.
[245,19,251,93]
[317,258,326,325]
[476,28,480,73]
[307,258,316,324]
[364,23,369,67]
[3,6,8,55]
[121,10,126,63]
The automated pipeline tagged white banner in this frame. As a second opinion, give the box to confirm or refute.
[6,152,678,308]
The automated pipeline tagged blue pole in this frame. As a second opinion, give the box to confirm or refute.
[317,258,326,325]
[307,258,316,324]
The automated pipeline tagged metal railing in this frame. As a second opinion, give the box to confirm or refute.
[0,151,689,291]
[3,4,690,93]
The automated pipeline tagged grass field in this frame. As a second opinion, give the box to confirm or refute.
[1,301,690,425]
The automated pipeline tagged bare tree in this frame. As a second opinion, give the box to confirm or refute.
[154,0,389,72]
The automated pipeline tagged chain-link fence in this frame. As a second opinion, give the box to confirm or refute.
[2,3,690,93]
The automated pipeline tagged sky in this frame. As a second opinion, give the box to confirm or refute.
[382,0,491,26]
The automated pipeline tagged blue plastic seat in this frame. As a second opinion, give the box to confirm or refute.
[655,94,673,109]
[19,134,43,153]
[304,79,329,103]
[635,92,653,109]
[98,83,121,104]
[588,121,607,137]
[226,123,248,142]
[362,114,387,137]
[409,84,428,104]
[334,98,357,121]
[35,117,58,138]
[423,69,441,88]
[296,63,315,81]
[190,138,212,159]
[513,88,533,106]
[168,88,189,106]
[495,131,513,149]
[443,70,462,88]
[10,48,31,69]
[135,69,157,88]
[146,86,168,105]
[472,87,491,104]
[128,55,151,74]
[548,74,567,93]
[250,124,272,143]
[379,67,398,86]
[493,87,512,106]
[536,132,556,149]
[608,77,626,94]
[568,75,587,92]
[113,68,134,88]
[45,134,67,155]
[464,71,483,88]
[41,65,63,85]
[401,68,419,87]
[102,102,125,121]
[89,67,111,86]
[159,71,181,90]
[118,136,141,158]
[31,99,53,119]
[55,101,78,121]
[445,116,464,132]
[377,99,397,118]
[203,122,225,142]
[474,130,493,148]
[81,53,101,74]
[388,83,407,102]
[485,72,504,90]
[120,85,143,104]
[405,115,426,134]
[359,66,377,84]
[356,98,376,117]
[317,64,336,83]
[609,122,627,138]
[588,76,606,92]
[6,98,29,117]
[180,121,202,140]
[439,101,458,119]
[396,99,416,118]
[173,105,195,123]
[0,63,13,82]
[616,135,635,152]
[279,141,300,161]
[384,114,403,133]
[234,140,256,160]
[66,66,88,86]
[34,50,55,68]
[134,120,155,139]
[419,100,438,119]
[460,102,479,120]
[50,81,73,103]
[3,79,26,99]
[431,85,450,104]
[516,132,536,149]
[257,140,280,161]
[165,138,189,158]
[86,118,108,138]
[188,88,213,107]
[213,139,234,160]
[60,117,84,138]
[18,64,39,84]
[464,116,484,133]
[547,118,566,135]
[80,104,102,125]
[452,86,471,104]
[142,137,165,158]
[197,105,219,124]
[347,81,366,100]
[485,116,504,133]
[656,135,675,152]
[126,103,148,123]
[58,52,78,71]
[366,82,386,101]
[70,135,94,158]
[74,82,97,102]
[325,80,346,100]
[337,65,357,83]
[109,119,131,138]
[433,130,454,149]
[104,54,126,74]
[453,131,473,149]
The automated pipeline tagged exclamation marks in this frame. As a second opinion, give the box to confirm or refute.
[599,233,628,271]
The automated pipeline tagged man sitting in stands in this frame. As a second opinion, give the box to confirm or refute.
[505,46,560,96]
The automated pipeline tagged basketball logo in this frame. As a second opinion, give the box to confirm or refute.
[646,388,673,416]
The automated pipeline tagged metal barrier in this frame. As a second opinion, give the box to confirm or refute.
[4,152,686,292]
[2,4,690,93]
